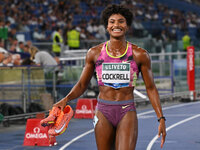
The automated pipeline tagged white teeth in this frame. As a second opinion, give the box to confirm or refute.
[113,29,121,32]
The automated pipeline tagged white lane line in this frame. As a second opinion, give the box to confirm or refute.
[146,114,200,150]
[60,101,200,150]
[59,129,94,150]
[138,101,200,117]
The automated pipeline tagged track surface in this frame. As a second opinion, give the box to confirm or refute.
[0,101,200,150]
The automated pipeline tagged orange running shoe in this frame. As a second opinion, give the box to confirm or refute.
[48,105,73,136]
[40,106,61,127]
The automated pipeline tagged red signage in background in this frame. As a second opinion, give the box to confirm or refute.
[187,46,195,100]
[23,119,56,146]
[74,98,97,119]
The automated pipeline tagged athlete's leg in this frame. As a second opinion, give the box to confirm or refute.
[115,111,138,150]
[94,110,115,150]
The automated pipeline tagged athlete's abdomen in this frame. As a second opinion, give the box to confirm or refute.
[98,86,134,101]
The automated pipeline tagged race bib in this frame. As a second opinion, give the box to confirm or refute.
[102,63,130,84]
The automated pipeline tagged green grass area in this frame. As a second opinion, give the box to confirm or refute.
[62,66,82,83]
[0,67,46,105]
[0,67,45,83]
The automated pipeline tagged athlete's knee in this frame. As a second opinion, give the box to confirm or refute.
[115,139,137,150]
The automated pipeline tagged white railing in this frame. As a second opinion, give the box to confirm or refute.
[59,49,200,61]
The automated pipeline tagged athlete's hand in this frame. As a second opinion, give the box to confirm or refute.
[158,120,166,148]
[53,98,66,110]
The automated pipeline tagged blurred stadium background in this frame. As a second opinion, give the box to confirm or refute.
[0,0,200,126]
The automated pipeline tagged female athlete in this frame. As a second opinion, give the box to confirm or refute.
[54,4,166,150]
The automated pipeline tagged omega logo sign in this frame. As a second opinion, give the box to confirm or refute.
[76,104,92,114]
[188,48,194,71]
[26,127,47,139]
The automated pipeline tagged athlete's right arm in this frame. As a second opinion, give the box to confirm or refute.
[54,48,96,108]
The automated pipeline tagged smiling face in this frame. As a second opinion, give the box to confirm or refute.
[107,14,129,39]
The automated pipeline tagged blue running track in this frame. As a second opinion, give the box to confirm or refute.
[0,101,200,150]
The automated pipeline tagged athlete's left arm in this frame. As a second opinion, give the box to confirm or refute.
[134,47,166,148]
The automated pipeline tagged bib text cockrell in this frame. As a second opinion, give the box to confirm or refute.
[102,73,129,80]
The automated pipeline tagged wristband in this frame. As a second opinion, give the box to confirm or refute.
[158,116,166,122]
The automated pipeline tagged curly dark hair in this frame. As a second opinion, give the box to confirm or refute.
[101,4,133,28]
